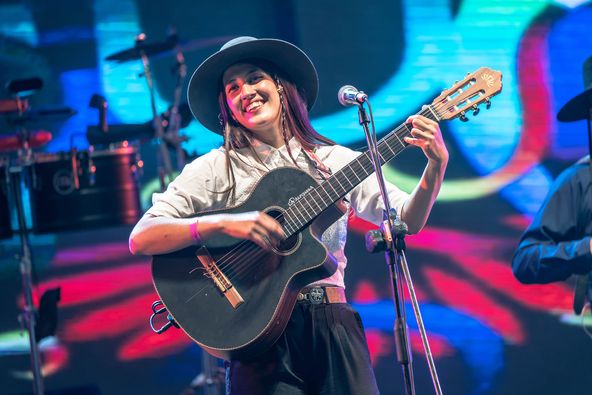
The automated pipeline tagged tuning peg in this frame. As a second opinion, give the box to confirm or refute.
[472,105,480,116]
[485,98,491,109]
[459,111,469,122]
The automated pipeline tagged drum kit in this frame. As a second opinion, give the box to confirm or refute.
[1,32,225,395]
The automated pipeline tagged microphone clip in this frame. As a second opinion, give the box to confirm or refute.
[337,85,368,107]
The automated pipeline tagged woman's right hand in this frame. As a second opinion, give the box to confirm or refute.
[129,211,285,256]
[216,211,285,250]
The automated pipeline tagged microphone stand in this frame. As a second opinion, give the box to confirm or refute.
[357,102,442,395]
[356,103,413,394]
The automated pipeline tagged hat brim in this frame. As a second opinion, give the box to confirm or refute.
[187,38,318,134]
[557,88,592,122]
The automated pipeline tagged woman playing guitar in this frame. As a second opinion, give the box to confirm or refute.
[129,36,448,394]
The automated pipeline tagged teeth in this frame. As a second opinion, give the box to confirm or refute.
[246,101,263,112]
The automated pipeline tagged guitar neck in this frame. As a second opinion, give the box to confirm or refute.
[282,105,438,237]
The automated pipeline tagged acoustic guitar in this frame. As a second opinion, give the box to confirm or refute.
[152,67,503,360]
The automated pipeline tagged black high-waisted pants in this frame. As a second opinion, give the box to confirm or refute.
[226,301,380,394]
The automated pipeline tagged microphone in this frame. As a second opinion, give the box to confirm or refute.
[89,94,108,133]
[337,85,368,106]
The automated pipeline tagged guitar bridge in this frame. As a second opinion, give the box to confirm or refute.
[196,247,244,309]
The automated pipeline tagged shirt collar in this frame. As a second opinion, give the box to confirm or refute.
[247,136,303,164]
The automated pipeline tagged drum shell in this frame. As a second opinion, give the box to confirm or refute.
[30,148,141,233]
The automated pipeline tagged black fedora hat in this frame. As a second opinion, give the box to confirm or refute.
[557,56,592,122]
[187,36,318,134]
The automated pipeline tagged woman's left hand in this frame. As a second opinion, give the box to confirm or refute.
[403,115,449,166]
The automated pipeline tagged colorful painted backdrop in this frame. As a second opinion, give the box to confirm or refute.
[1,1,591,394]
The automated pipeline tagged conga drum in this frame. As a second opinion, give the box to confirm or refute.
[30,146,142,233]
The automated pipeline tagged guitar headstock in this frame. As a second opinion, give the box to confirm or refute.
[431,67,503,122]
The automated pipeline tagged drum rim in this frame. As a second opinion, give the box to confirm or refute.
[33,146,137,163]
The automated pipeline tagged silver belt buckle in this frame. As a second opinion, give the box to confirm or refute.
[309,287,324,304]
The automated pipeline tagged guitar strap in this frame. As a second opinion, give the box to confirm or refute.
[302,146,332,180]
[302,147,353,210]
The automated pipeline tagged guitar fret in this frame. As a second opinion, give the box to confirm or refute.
[350,164,362,182]
[380,151,386,163]
[381,142,395,157]
[325,180,340,200]
[291,208,304,228]
[308,193,323,212]
[301,196,315,221]
[313,188,329,207]
[333,173,346,193]
[351,157,366,180]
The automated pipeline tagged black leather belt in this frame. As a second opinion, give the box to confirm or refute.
[297,286,347,304]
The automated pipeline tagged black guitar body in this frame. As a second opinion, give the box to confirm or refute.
[152,167,344,360]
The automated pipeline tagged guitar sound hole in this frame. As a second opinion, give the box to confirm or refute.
[266,208,301,255]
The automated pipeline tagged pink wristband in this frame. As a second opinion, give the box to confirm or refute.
[189,221,202,245]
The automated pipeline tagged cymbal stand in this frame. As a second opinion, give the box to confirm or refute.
[137,34,174,191]
[167,31,187,170]
[3,83,44,394]
[186,351,225,395]
[11,145,44,394]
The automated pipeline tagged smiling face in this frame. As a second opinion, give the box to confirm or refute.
[222,62,283,145]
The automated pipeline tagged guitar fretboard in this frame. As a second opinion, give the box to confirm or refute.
[282,105,439,237]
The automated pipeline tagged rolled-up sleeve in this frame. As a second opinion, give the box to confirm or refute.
[145,149,229,218]
[349,174,408,226]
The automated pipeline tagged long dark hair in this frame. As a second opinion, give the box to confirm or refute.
[216,59,335,203]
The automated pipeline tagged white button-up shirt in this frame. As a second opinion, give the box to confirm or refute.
[145,137,409,288]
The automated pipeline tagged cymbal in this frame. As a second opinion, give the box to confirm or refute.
[1,107,78,124]
[28,107,77,118]
[106,39,176,62]
[0,130,52,152]
[106,36,233,63]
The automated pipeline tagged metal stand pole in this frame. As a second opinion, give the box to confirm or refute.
[167,38,187,170]
[392,215,443,395]
[136,35,174,191]
[358,102,443,395]
[357,104,415,395]
[11,166,44,394]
